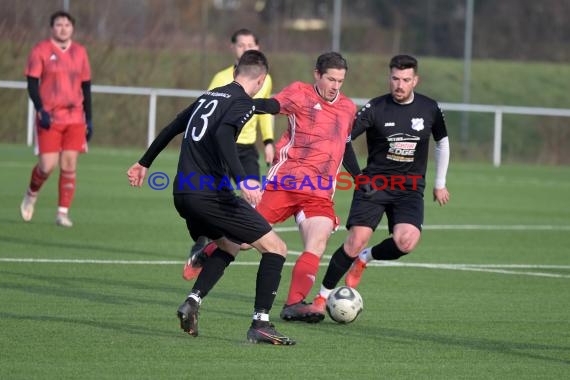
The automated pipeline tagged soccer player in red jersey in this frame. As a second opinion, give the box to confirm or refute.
[20,10,92,227]
[186,52,360,323]
[255,53,356,322]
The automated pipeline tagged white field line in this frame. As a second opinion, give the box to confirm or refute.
[274,225,570,232]
[1,257,569,278]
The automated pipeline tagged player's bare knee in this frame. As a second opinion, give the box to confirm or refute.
[344,236,368,257]
[255,234,287,256]
[38,164,56,176]
[394,235,419,253]
[306,238,328,257]
[273,238,287,256]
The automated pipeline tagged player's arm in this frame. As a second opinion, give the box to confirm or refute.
[342,138,361,178]
[252,98,280,115]
[215,122,247,181]
[27,76,51,129]
[82,80,93,141]
[26,76,42,111]
[216,120,262,205]
[345,103,379,194]
[342,103,372,177]
[217,99,264,204]
[432,106,450,205]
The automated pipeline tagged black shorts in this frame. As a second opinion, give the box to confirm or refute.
[173,191,272,245]
[237,144,260,179]
[346,188,424,234]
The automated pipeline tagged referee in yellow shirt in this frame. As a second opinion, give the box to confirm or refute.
[208,29,275,176]
[183,29,275,279]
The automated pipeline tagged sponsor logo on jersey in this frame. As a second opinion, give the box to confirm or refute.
[411,118,424,131]
[386,133,419,162]
[50,53,57,61]
[384,122,395,127]
[313,103,322,110]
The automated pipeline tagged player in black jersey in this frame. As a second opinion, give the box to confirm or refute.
[310,54,451,309]
[127,50,295,345]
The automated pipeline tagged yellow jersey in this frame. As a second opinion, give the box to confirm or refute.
[208,65,274,145]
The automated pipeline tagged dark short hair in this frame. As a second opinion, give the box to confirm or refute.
[231,28,259,45]
[234,50,268,78]
[315,52,348,75]
[50,11,75,27]
[389,55,418,72]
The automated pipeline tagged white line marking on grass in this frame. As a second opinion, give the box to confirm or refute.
[274,225,570,232]
[1,258,569,278]
[368,262,570,278]
[0,258,180,265]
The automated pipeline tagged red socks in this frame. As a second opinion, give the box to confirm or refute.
[58,169,76,209]
[285,251,320,305]
[29,164,48,193]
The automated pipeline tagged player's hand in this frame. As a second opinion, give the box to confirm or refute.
[264,143,275,167]
[38,109,51,129]
[240,178,263,206]
[86,120,93,142]
[433,187,450,206]
[127,163,148,187]
[360,182,377,198]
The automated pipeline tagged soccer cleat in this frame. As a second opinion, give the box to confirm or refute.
[345,258,367,288]
[55,213,73,227]
[279,301,325,323]
[247,321,296,345]
[177,298,200,337]
[20,192,38,222]
[182,238,214,281]
[311,294,327,314]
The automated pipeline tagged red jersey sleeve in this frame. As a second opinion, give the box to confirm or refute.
[273,82,306,116]
[25,42,45,78]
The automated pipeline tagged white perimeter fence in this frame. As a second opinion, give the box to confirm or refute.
[2,80,570,167]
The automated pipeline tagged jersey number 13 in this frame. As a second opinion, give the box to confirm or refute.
[184,99,219,141]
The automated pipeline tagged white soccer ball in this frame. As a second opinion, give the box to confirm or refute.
[326,286,364,323]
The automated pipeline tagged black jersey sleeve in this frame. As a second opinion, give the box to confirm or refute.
[81,81,92,122]
[351,102,375,140]
[432,105,448,141]
[26,76,43,111]
[215,123,247,181]
[214,97,255,181]
[252,98,280,114]
[342,141,362,178]
[138,107,192,167]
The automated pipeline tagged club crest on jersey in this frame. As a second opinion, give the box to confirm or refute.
[411,118,424,131]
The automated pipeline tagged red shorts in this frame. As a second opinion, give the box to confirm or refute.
[256,190,339,229]
[36,122,87,154]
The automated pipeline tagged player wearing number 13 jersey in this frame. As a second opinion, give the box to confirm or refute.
[127,50,296,345]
